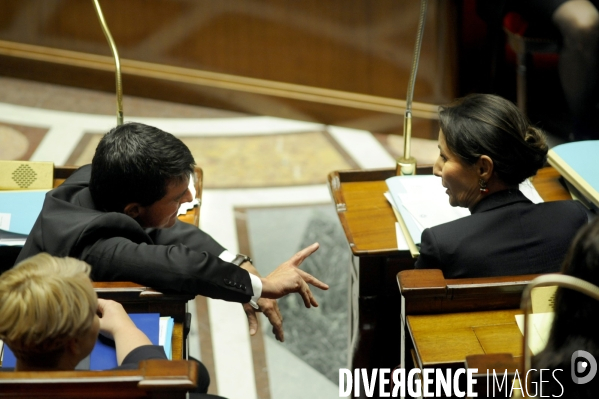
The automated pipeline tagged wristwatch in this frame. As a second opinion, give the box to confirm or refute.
[231,254,253,266]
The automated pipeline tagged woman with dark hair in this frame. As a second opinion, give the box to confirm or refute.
[533,217,599,397]
[414,93,589,278]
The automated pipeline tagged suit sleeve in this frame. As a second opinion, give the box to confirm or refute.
[147,220,226,256]
[414,228,443,270]
[77,215,252,302]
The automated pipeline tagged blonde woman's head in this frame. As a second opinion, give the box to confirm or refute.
[0,253,98,367]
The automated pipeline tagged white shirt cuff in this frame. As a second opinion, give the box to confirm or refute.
[248,274,262,309]
[219,250,236,263]
[219,250,262,309]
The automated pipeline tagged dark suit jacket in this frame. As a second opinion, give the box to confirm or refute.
[16,165,252,302]
[414,189,589,278]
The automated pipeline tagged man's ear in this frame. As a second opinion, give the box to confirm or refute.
[476,155,494,180]
[123,203,142,219]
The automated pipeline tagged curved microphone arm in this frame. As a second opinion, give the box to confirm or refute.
[397,0,427,176]
[521,274,599,380]
[92,0,123,126]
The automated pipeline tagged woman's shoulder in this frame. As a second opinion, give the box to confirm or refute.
[535,199,591,221]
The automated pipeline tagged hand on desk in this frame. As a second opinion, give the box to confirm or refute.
[240,242,328,342]
[97,298,152,365]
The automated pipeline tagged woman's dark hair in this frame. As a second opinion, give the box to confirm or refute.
[89,122,195,212]
[439,93,548,185]
[532,218,599,397]
[546,218,599,347]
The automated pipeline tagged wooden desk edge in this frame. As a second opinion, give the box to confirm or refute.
[397,269,541,295]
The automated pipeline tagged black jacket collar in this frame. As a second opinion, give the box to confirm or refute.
[470,189,532,215]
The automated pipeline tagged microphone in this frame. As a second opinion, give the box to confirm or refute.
[396,0,428,176]
[92,0,124,126]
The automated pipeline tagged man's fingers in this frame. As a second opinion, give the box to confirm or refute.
[262,303,284,342]
[290,242,320,266]
[296,280,319,308]
[243,304,259,336]
[297,269,329,290]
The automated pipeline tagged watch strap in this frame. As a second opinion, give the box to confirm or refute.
[231,254,252,266]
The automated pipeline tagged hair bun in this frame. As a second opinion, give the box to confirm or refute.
[524,126,548,153]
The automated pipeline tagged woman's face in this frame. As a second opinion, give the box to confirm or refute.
[433,129,481,209]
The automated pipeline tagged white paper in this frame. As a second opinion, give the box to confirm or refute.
[177,174,199,215]
[0,213,11,230]
[395,222,409,251]
[401,199,469,229]
[159,317,168,347]
[515,312,554,355]
[395,177,469,229]
[520,179,544,204]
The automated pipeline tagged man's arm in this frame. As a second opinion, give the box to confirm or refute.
[148,219,226,257]
[79,215,253,302]
[155,221,328,341]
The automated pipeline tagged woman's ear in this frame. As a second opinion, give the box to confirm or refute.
[66,337,81,356]
[477,155,494,180]
[123,203,141,219]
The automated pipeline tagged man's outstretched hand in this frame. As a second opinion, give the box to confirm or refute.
[260,242,329,307]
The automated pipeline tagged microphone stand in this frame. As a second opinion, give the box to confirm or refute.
[396,0,427,176]
[92,0,123,126]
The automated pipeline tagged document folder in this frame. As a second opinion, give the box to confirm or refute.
[548,140,599,209]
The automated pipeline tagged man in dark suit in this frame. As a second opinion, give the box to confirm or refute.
[17,122,328,343]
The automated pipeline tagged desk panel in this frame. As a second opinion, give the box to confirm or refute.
[408,309,523,369]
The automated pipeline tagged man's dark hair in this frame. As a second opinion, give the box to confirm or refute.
[89,122,195,212]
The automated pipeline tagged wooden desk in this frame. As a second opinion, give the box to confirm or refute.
[328,166,570,371]
[407,309,523,369]
[0,359,197,399]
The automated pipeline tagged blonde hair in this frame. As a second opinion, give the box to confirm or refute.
[0,253,97,364]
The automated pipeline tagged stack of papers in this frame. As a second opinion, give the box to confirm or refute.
[160,316,175,360]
